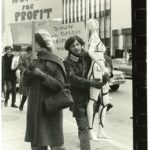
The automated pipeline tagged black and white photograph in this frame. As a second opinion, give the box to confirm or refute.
[1,0,135,150]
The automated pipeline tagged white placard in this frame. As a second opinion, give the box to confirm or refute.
[36,21,88,59]
[5,0,62,24]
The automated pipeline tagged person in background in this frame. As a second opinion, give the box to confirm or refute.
[63,35,104,150]
[128,50,132,65]
[11,48,21,84]
[18,46,32,111]
[22,29,67,150]
[104,51,114,79]
[2,52,6,101]
[3,46,18,108]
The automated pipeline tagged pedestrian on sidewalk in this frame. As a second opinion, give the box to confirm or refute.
[11,47,21,86]
[3,46,18,108]
[63,35,104,150]
[22,29,67,150]
[2,51,6,101]
[18,46,32,111]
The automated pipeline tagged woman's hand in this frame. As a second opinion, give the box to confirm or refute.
[103,72,110,84]
[104,68,110,74]
[28,59,39,70]
[32,68,47,80]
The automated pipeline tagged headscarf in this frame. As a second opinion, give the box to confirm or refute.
[36,29,57,51]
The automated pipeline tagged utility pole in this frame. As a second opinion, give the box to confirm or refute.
[110,0,112,56]
[85,0,89,28]
[99,0,101,38]
[32,21,36,59]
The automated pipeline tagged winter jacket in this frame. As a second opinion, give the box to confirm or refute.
[18,53,32,96]
[63,51,100,117]
[22,51,66,146]
[3,53,16,81]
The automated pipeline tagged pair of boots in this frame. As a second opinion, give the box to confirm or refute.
[4,99,18,108]
[89,125,111,142]
[4,89,18,108]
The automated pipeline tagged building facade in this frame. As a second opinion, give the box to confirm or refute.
[62,0,111,52]
[112,28,132,58]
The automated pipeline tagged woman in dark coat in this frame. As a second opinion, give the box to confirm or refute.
[22,29,67,150]
[18,46,32,111]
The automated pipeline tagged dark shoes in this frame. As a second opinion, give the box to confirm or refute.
[4,99,18,108]
[4,102,8,107]
[11,104,18,108]
[19,106,23,111]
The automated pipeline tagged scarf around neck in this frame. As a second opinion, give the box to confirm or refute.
[37,51,66,79]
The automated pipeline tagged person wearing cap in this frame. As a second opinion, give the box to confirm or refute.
[63,35,104,150]
[2,46,18,108]
[18,46,32,111]
[22,29,67,150]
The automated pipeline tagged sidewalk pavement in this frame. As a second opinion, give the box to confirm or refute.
[1,95,129,150]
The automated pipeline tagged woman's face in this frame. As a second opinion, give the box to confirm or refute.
[6,49,12,56]
[26,50,32,57]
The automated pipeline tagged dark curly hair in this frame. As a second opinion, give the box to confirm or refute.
[26,46,32,52]
[4,46,12,51]
[65,35,85,51]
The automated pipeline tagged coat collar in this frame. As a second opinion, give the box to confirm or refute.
[37,50,66,79]
[68,49,88,62]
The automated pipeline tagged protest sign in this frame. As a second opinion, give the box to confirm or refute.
[5,0,62,24]
[36,21,88,59]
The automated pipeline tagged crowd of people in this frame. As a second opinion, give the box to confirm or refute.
[2,45,32,110]
[2,19,114,150]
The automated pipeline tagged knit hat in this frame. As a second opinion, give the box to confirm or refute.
[37,29,56,50]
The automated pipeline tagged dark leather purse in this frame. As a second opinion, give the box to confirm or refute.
[44,87,74,114]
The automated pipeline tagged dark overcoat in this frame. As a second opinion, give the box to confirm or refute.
[3,53,16,81]
[18,53,32,96]
[22,51,66,146]
[63,52,92,118]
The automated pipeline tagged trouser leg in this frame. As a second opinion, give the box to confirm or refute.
[19,95,27,108]
[2,80,6,98]
[75,114,91,150]
[5,81,12,103]
[11,80,16,105]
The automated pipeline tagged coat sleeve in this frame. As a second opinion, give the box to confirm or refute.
[22,70,32,87]
[63,60,92,89]
[18,55,25,72]
[41,62,64,92]
[2,57,5,80]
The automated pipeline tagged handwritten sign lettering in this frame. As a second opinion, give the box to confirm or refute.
[36,21,88,59]
[5,0,61,23]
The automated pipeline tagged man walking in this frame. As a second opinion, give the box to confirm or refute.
[3,46,18,108]
[63,35,104,150]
